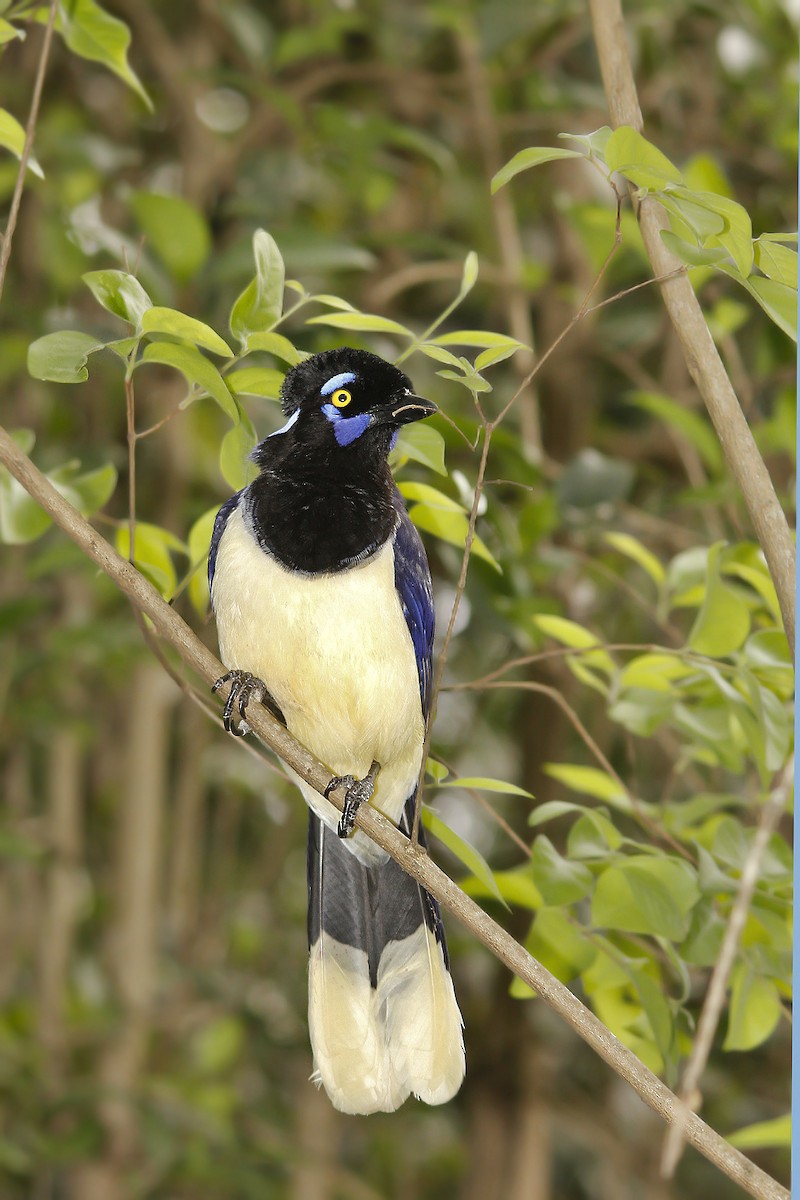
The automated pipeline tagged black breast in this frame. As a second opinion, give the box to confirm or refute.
[244,460,397,574]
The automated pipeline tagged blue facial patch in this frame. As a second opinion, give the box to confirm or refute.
[320,371,357,396]
[322,403,371,447]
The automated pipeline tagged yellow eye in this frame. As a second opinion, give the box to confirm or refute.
[331,388,352,408]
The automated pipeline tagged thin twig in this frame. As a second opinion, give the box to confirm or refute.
[587,0,796,655]
[462,678,693,861]
[411,193,625,843]
[125,374,137,560]
[0,424,788,1200]
[660,758,794,1179]
[0,0,59,305]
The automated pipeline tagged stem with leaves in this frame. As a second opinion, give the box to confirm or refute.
[0,421,789,1200]
[587,0,796,656]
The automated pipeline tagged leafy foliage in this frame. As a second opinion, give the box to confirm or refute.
[0,0,794,1196]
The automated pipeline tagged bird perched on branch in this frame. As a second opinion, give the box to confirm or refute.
[208,347,465,1114]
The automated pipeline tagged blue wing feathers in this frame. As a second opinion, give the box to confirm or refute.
[392,496,435,718]
[208,492,242,593]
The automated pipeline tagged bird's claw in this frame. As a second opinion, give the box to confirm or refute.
[325,760,381,838]
[213,669,268,737]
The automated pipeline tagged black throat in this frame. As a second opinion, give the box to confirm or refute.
[244,440,398,574]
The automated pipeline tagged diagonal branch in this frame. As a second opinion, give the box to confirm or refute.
[0,422,788,1200]
[587,0,796,657]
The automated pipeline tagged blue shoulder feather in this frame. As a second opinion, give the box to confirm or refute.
[208,492,242,593]
[392,495,435,718]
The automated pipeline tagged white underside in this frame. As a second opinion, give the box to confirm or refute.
[211,507,425,865]
[308,927,466,1115]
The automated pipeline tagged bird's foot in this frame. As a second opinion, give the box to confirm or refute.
[213,669,270,737]
[325,760,381,838]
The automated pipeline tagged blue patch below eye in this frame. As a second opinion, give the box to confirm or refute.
[320,371,357,396]
[321,404,371,446]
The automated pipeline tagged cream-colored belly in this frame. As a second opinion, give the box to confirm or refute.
[211,507,425,841]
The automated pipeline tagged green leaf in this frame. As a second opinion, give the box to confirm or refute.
[129,192,211,283]
[140,342,238,423]
[408,502,500,570]
[627,390,723,474]
[83,269,152,328]
[474,343,522,370]
[219,410,258,490]
[660,229,728,268]
[459,250,479,295]
[688,543,751,657]
[0,106,44,178]
[305,311,414,337]
[116,522,186,598]
[682,895,728,964]
[422,806,506,907]
[438,776,534,798]
[415,343,467,369]
[740,274,797,342]
[559,126,613,157]
[425,758,449,783]
[227,367,284,400]
[567,811,624,858]
[513,908,595,995]
[0,20,25,46]
[619,653,691,692]
[310,293,357,311]
[58,0,151,109]
[141,307,233,358]
[629,967,674,1065]
[431,331,524,352]
[0,432,50,543]
[230,229,286,344]
[591,856,700,940]
[723,965,781,1051]
[604,531,665,586]
[436,367,491,395]
[534,615,615,676]
[528,800,587,827]
[543,763,627,806]
[689,192,754,277]
[533,614,599,649]
[187,506,219,614]
[462,866,542,911]
[604,127,683,188]
[531,835,594,905]
[753,238,798,287]
[659,191,726,241]
[491,146,582,194]
[398,481,464,513]
[391,422,447,476]
[727,1114,791,1151]
[59,462,117,515]
[244,331,305,364]
[27,331,105,383]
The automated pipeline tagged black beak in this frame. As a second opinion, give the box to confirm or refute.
[386,393,438,425]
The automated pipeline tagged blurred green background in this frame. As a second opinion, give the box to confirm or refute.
[0,1,795,1197]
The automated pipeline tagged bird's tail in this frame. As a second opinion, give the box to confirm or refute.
[306,797,465,1115]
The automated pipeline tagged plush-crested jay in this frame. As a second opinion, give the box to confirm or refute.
[208,348,465,1114]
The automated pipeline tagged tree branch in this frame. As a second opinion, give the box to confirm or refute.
[0,422,787,1200]
[587,0,796,657]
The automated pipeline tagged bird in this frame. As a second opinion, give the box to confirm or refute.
[208,347,465,1115]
